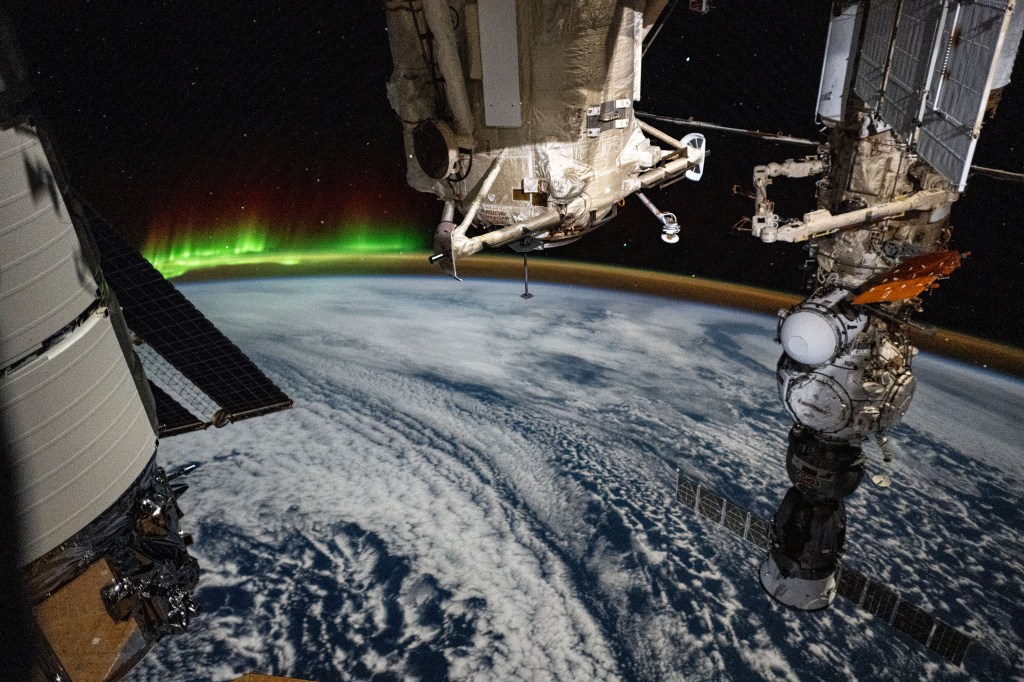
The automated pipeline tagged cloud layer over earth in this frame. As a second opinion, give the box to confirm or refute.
[127,276,1024,681]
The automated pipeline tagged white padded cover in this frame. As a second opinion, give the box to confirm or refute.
[1,309,156,563]
[0,126,97,368]
[780,310,840,366]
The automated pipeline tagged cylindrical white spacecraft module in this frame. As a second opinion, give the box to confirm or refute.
[0,126,97,369]
[0,125,156,565]
[1,308,157,563]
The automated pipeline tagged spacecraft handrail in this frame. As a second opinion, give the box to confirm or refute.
[637,119,686,151]
[448,208,560,261]
[970,165,1024,183]
[636,112,820,147]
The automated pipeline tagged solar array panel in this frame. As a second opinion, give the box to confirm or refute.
[917,1,1013,190]
[148,381,205,437]
[852,0,1015,190]
[672,471,973,666]
[745,516,771,550]
[137,343,220,425]
[82,204,292,434]
[863,581,899,621]
[878,0,946,140]
[674,473,772,552]
[928,621,972,666]
[893,601,935,646]
[836,564,868,602]
[837,561,972,666]
[854,0,900,108]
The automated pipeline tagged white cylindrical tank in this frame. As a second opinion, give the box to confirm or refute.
[778,288,868,366]
[0,126,98,368]
[816,2,860,126]
[1,307,157,563]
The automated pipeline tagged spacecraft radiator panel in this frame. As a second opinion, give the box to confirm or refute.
[476,0,522,127]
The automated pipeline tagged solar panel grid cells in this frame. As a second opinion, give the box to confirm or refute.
[919,1,1010,189]
[862,581,899,622]
[836,565,868,604]
[892,600,935,647]
[137,345,220,417]
[855,0,901,108]
[745,517,770,550]
[879,0,945,140]
[697,490,726,525]
[148,382,205,437]
[86,210,292,419]
[675,475,698,508]
[928,621,971,666]
[722,502,748,537]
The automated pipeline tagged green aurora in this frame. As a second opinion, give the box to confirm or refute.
[142,222,428,278]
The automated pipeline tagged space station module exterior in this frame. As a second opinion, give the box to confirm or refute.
[385,0,704,275]
[754,0,1023,611]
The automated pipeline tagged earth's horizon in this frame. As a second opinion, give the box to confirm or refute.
[156,255,1024,378]
[126,274,1023,681]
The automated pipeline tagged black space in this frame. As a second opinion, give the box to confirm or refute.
[6,1,1023,346]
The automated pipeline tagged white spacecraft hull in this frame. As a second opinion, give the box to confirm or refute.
[0,126,157,564]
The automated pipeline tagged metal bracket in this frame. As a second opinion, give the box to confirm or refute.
[636,192,681,243]
[429,220,461,280]
[521,177,548,194]
[587,98,632,137]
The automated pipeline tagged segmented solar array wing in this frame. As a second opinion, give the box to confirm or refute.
[853,0,1015,190]
[854,0,900,109]
[83,204,292,436]
[852,250,963,304]
[673,472,973,666]
[147,382,206,437]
